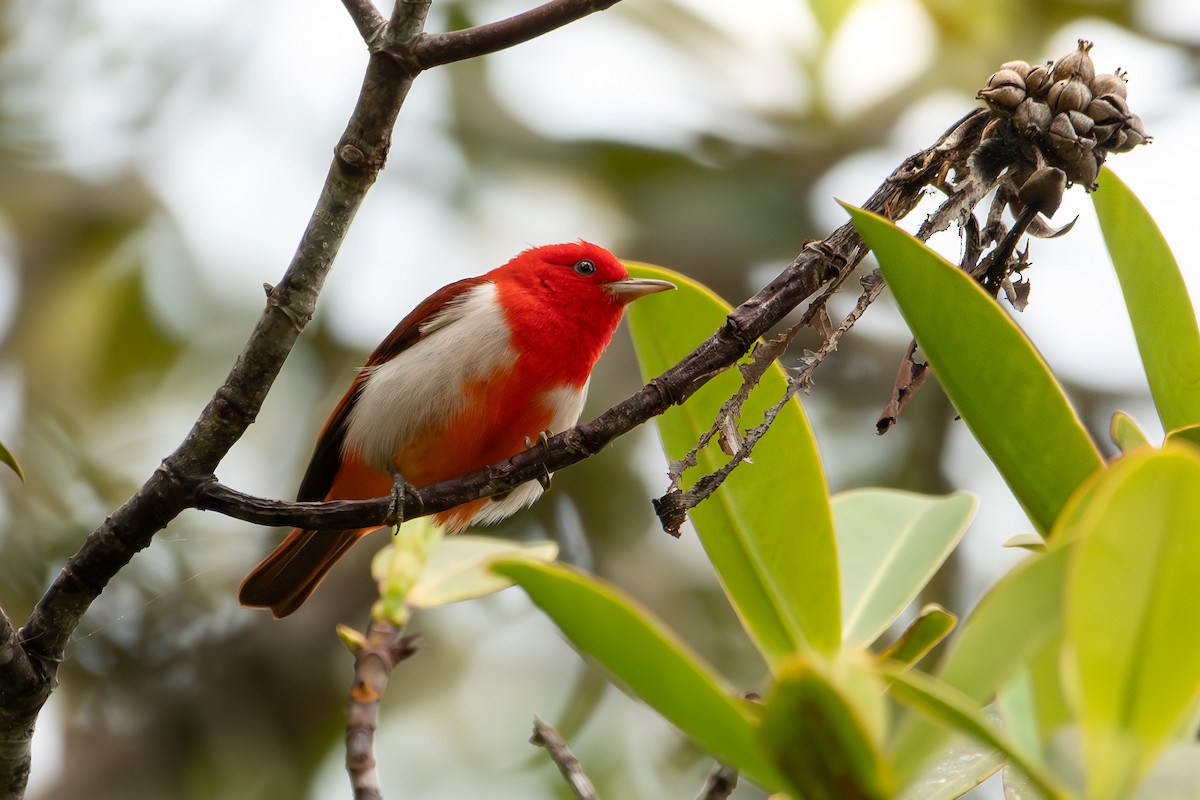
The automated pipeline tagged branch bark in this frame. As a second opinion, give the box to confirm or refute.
[345,622,418,800]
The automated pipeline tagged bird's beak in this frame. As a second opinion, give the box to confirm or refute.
[603,277,676,302]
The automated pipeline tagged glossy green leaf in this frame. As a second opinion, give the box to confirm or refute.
[0,440,22,482]
[1164,424,1200,450]
[897,736,1005,800]
[491,558,782,788]
[880,604,957,669]
[406,536,558,609]
[835,489,974,647]
[1110,411,1151,453]
[762,658,892,800]
[1094,168,1200,432]
[626,263,839,662]
[1062,448,1200,800]
[845,204,1104,534]
[1003,532,1047,552]
[998,636,1072,760]
[886,668,1071,800]
[890,544,1071,784]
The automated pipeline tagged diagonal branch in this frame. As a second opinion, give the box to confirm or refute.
[195,111,991,537]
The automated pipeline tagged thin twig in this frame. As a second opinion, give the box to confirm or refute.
[414,0,621,68]
[696,762,739,800]
[656,269,888,531]
[530,717,598,800]
[345,621,419,800]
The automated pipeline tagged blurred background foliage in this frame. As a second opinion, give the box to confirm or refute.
[0,0,1195,798]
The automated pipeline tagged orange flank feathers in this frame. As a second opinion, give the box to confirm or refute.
[238,242,674,617]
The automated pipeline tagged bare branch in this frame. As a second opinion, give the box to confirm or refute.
[530,718,598,800]
[696,762,739,800]
[345,621,419,800]
[414,0,621,68]
[341,0,386,42]
[197,480,398,531]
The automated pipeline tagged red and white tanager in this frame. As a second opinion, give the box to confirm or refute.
[239,242,674,617]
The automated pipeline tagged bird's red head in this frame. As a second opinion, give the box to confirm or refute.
[488,241,674,385]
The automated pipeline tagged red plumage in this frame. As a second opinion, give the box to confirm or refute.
[239,242,673,617]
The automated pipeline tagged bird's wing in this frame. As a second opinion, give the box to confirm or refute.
[295,275,493,502]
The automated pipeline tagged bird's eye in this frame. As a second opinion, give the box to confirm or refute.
[573,259,597,276]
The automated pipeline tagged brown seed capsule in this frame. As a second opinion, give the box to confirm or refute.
[1089,70,1128,100]
[1048,77,1093,114]
[1053,39,1096,84]
[978,85,1026,114]
[1018,166,1067,217]
[1013,98,1052,134]
[1091,121,1120,147]
[1048,112,1078,153]
[1025,63,1053,96]
[1113,128,1146,153]
[987,68,1027,91]
[999,61,1033,81]
[1067,110,1095,136]
[1086,94,1127,124]
[1126,113,1148,137]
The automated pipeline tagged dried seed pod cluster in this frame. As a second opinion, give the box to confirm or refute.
[977,39,1150,189]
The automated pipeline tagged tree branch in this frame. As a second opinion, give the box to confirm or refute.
[414,0,621,68]
[341,0,386,42]
[192,110,991,537]
[345,621,418,800]
[0,1,440,795]
[530,717,598,800]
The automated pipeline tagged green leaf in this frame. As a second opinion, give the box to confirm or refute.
[844,204,1104,534]
[834,489,974,647]
[880,604,957,669]
[1062,448,1200,800]
[626,263,840,662]
[886,667,1072,800]
[897,736,1005,800]
[1094,168,1200,432]
[370,519,444,625]
[890,544,1072,785]
[491,558,782,789]
[762,657,893,800]
[997,635,1073,764]
[406,536,558,609]
[0,440,22,482]
[1002,532,1047,552]
[1164,424,1200,450]
[1110,411,1151,453]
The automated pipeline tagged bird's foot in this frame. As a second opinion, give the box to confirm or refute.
[523,431,554,490]
[388,471,419,531]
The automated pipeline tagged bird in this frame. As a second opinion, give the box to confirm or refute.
[239,242,675,617]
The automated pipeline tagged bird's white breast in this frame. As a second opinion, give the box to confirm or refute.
[342,283,518,471]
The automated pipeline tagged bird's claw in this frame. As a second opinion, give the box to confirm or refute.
[523,431,554,490]
[388,471,418,530]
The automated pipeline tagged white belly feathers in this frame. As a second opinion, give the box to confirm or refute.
[342,283,518,472]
